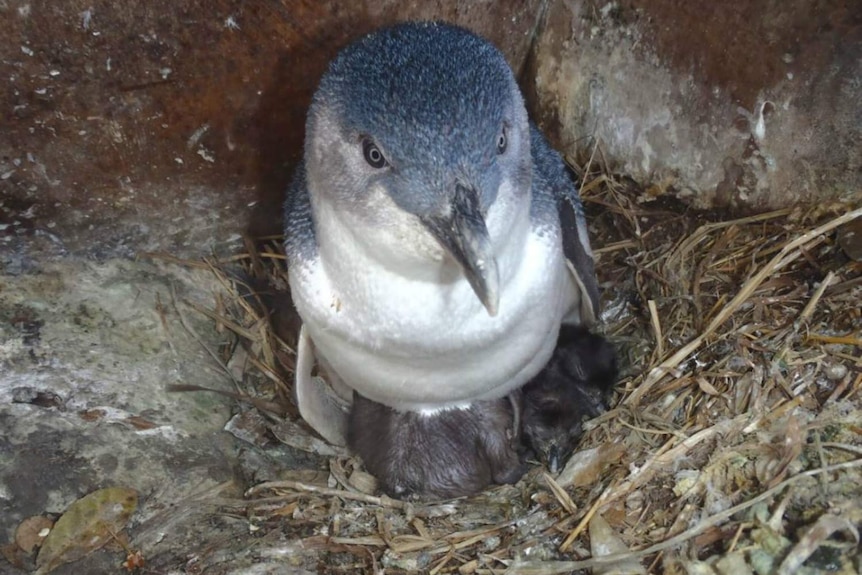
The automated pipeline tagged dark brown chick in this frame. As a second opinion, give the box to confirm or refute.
[521,325,618,473]
[348,392,525,501]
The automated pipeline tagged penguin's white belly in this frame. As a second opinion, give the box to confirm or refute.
[289,228,576,411]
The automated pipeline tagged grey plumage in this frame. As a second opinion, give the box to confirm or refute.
[349,392,524,500]
[521,325,618,474]
[284,21,600,450]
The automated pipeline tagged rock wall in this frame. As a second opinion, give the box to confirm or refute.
[530,0,861,209]
[2,0,859,264]
[1,0,542,260]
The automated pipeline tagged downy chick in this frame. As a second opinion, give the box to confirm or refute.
[521,325,618,473]
[348,392,525,501]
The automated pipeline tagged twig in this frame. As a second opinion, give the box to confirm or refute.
[593,239,639,255]
[797,271,836,326]
[820,443,862,456]
[183,298,259,340]
[806,333,862,347]
[578,136,602,199]
[647,299,664,358]
[543,472,577,515]
[665,208,794,272]
[559,477,621,551]
[143,252,210,268]
[165,383,286,416]
[245,480,410,510]
[169,282,242,391]
[617,418,685,438]
[509,458,862,574]
[626,208,862,406]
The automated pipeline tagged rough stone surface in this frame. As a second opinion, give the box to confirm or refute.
[0,258,314,573]
[530,0,862,209]
[1,0,543,260]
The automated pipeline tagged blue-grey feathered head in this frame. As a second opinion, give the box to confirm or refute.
[304,22,532,315]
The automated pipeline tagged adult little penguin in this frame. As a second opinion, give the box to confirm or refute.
[284,21,600,445]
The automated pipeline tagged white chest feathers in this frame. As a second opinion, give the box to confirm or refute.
[289,193,577,411]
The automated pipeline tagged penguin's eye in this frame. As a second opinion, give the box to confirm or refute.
[496,127,507,155]
[362,138,388,168]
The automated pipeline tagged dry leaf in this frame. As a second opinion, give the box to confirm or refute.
[35,486,138,575]
[589,514,646,575]
[122,549,145,571]
[271,418,348,457]
[78,409,107,422]
[348,469,379,494]
[1,542,29,570]
[124,415,158,430]
[543,472,577,514]
[15,515,54,554]
[696,377,721,396]
[556,442,625,488]
[776,514,860,575]
[224,409,272,447]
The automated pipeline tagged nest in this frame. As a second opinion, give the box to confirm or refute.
[156,157,862,574]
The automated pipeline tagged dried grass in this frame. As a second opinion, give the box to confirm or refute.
[155,157,862,573]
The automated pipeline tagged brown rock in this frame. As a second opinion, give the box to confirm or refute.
[0,0,542,258]
[529,0,862,209]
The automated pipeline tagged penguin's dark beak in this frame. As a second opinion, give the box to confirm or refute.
[547,444,562,474]
[421,184,499,316]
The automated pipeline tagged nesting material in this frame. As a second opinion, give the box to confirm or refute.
[165,159,861,573]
